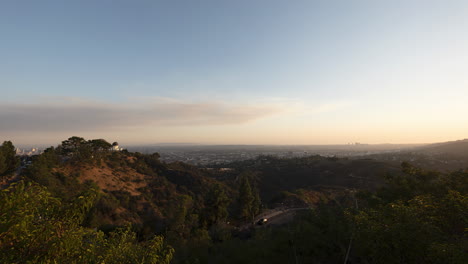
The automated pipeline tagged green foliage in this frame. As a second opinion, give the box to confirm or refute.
[60,136,118,164]
[167,195,194,236]
[186,205,350,264]
[350,164,468,264]
[0,181,174,264]
[238,175,254,221]
[252,184,262,215]
[23,146,85,200]
[237,175,260,222]
[0,151,6,175]
[97,227,174,264]
[181,164,467,264]
[220,155,395,204]
[88,139,112,153]
[204,183,230,225]
[9,136,466,264]
[61,136,87,155]
[0,140,20,176]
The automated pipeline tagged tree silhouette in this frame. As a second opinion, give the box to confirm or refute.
[0,141,20,176]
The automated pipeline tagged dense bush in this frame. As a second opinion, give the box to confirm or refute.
[0,181,173,264]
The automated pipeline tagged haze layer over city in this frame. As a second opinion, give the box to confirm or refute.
[2,0,468,146]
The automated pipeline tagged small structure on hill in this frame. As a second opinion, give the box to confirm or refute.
[111,142,122,151]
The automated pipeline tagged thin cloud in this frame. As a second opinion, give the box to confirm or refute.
[258,98,356,117]
[0,97,284,133]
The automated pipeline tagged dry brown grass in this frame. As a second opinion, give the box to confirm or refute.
[59,163,147,196]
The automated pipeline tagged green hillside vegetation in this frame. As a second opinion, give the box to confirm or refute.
[186,163,467,264]
[211,155,401,204]
[0,137,466,263]
[0,181,173,264]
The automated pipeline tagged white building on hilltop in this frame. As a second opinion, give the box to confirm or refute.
[111,142,122,151]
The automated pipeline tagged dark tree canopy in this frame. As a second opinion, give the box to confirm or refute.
[61,136,87,155]
[88,139,112,152]
[0,141,20,177]
[238,175,261,221]
[204,183,230,225]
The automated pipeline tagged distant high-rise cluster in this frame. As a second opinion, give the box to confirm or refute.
[15,147,42,156]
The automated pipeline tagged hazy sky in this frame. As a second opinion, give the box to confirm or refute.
[1,0,468,145]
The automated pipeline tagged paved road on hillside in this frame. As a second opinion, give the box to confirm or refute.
[240,207,311,229]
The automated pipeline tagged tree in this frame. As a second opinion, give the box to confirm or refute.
[204,183,230,225]
[0,141,20,176]
[167,195,193,237]
[238,175,255,221]
[252,184,262,217]
[60,136,97,161]
[0,151,7,175]
[61,136,87,155]
[89,139,112,153]
[0,181,174,264]
[351,166,468,264]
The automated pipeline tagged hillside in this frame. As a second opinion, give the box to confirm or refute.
[1,137,467,263]
[18,138,223,234]
[18,137,404,224]
[414,139,468,157]
[57,162,147,196]
[212,155,401,204]
[366,139,468,172]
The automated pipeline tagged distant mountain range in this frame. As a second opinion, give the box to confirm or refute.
[411,139,468,157]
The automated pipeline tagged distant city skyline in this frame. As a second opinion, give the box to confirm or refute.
[1,1,468,145]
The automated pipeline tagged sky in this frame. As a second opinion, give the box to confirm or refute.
[1,0,468,146]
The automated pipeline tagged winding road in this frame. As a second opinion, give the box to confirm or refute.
[240,207,312,229]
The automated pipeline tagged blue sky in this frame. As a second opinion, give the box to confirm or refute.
[1,0,468,145]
